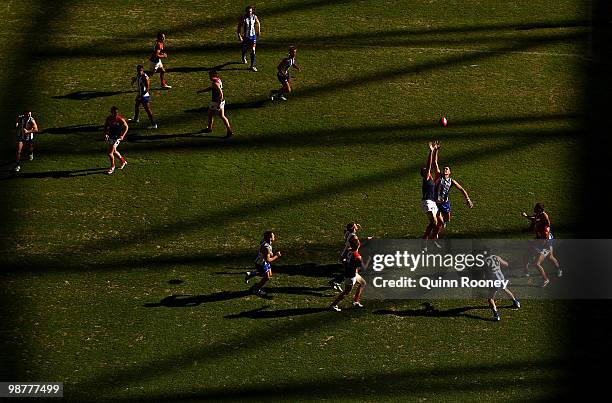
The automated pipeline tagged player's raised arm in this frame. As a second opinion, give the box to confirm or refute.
[433,141,441,178]
[425,142,435,179]
[452,179,473,208]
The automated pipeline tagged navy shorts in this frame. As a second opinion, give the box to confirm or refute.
[277,73,289,84]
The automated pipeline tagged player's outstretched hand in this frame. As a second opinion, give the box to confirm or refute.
[276,251,282,258]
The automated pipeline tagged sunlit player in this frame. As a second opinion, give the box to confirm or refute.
[421,142,439,240]
[270,46,301,101]
[130,65,158,129]
[103,106,128,175]
[237,5,261,71]
[149,32,172,89]
[197,70,234,138]
[245,231,282,297]
[522,203,563,286]
[484,253,520,322]
[330,236,366,311]
[432,141,473,239]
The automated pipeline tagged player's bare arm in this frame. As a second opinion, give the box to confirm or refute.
[452,179,473,208]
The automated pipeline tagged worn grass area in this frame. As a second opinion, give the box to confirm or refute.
[0,0,588,401]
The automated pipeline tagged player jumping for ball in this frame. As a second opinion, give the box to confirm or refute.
[421,142,439,240]
[237,5,261,72]
[149,32,172,89]
[432,141,473,239]
[330,236,366,311]
[245,231,282,297]
[103,106,128,175]
[522,203,562,286]
[13,110,39,172]
[130,65,158,129]
[270,46,301,101]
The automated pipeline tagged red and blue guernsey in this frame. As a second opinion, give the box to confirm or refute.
[211,78,223,102]
[150,40,164,63]
[344,250,361,279]
[107,115,125,139]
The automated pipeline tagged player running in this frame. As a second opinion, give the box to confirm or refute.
[245,231,282,297]
[522,203,563,286]
[149,32,172,89]
[330,222,372,292]
[103,106,129,175]
[432,141,473,239]
[130,65,158,129]
[421,142,439,240]
[270,46,301,101]
[196,70,234,138]
[237,6,261,72]
[330,236,366,311]
[13,110,39,172]
[484,252,521,322]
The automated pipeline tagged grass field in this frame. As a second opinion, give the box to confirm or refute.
[0,0,604,401]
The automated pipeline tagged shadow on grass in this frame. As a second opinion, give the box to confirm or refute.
[51,90,132,100]
[144,286,331,308]
[221,263,343,279]
[42,124,103,135]
[225,305,331,319]
[0,167,107,180]
[375,302,494,322]
[127,131,222,142]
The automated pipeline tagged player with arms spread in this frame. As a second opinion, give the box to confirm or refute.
[103,106,129,175]
[270,46,301,101]
[245,231,282,297]
[431,141,473,239]
[237,5,261,71]
[149,32,172,89]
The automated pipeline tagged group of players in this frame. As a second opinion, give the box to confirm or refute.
[12,6,302,174]
[242,139,563,320]
[10,6,562,320]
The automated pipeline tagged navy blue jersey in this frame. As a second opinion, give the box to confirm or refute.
[422,177,436,201]
[344,251,361,278]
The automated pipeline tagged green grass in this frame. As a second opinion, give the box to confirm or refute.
[0,0,590,401]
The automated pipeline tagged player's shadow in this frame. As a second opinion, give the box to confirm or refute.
[166,61,245,74]
[52,90,132,100]
[1,167,107,180]
[43,124,103,135]
[374,302,494,321]
[184,99,266,113]
[127,131,224,142]
[144,286,331,308]
[219,263,343,279]
[225,305,330,319]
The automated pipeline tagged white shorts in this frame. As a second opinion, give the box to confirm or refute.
[149,60,163,71]
[209,100,226,111]
[421,200,438,215]
[107,137,121,148]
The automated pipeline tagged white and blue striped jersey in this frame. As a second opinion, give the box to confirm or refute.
[255,240,272,266]
[436,176,453,203]
[241,15,258,37]
[136,73,150,98]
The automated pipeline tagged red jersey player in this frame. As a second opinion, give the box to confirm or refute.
[103,106,129,174]
[522,203,563,286]
[149,32,172,89]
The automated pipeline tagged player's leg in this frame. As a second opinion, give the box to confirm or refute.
[241,40,248,64]
[487,288,500,320]
[331,280,353,311]
[132,99,141,122]
[28,141,34,160]
[143,100,156,128]
[503,288,521,308]
[253,268,272,296]
[547,246,562,277]
[423,211,438,239]
[534,252,550,287]
[159,66,171,89]
[106,144,117,173]
[250,41,257,70]
[352,275,365,307]
[218,108,233,137]
[14,141,24,171]
[204,108,215,132]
